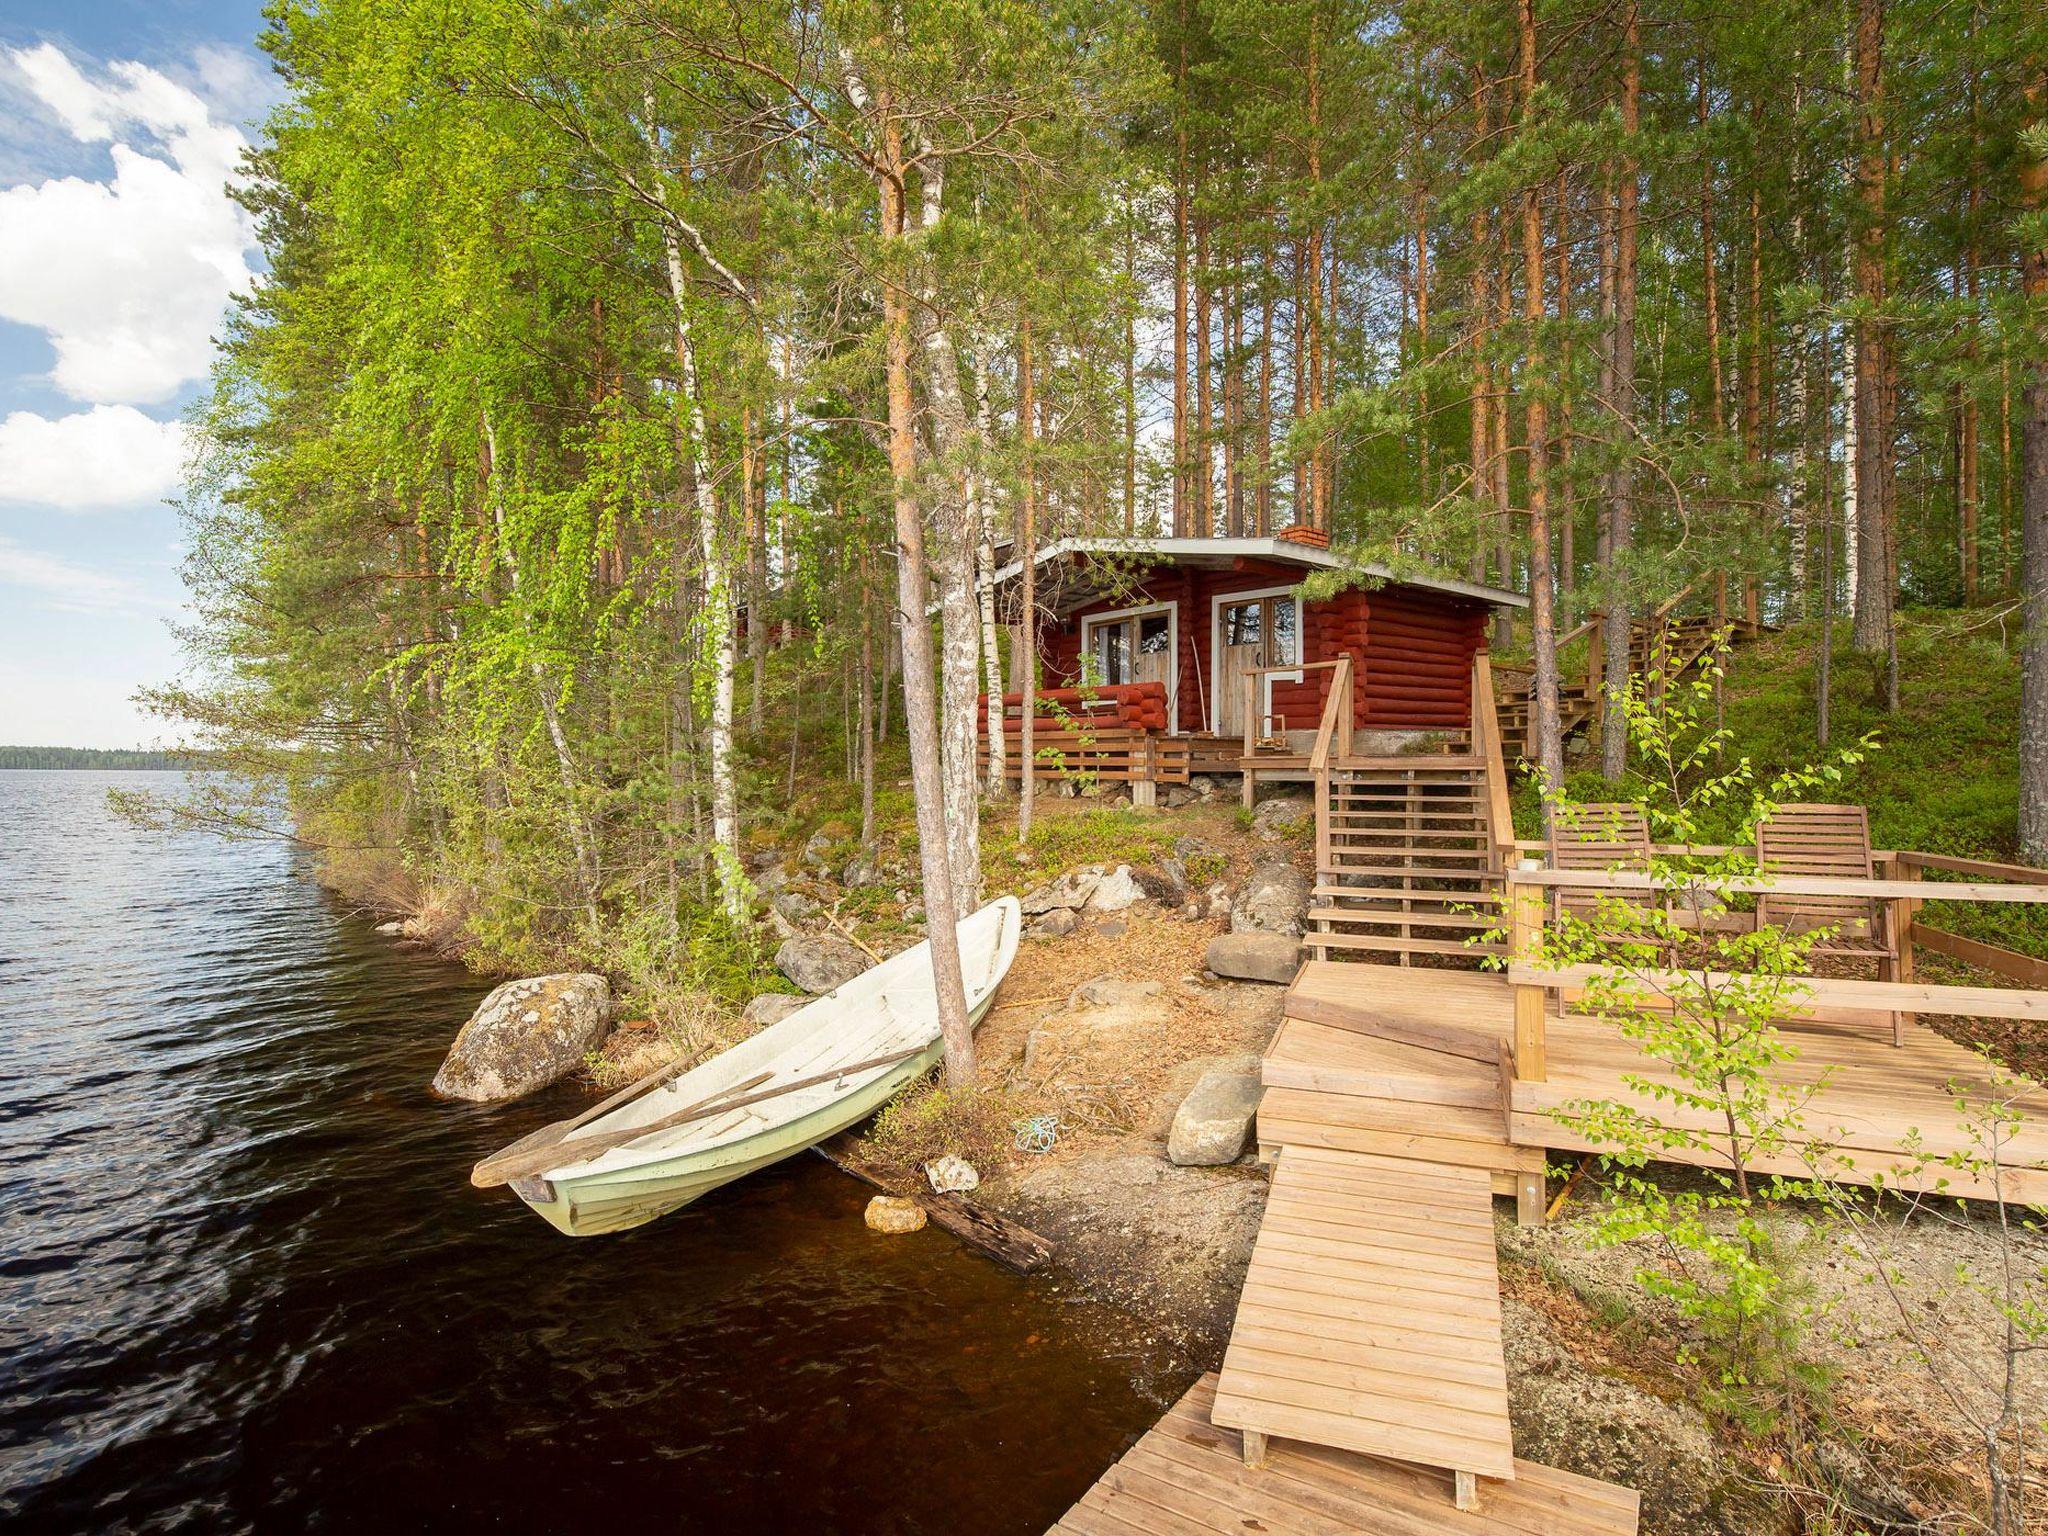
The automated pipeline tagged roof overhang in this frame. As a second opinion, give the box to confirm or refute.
[979,536,1528,613]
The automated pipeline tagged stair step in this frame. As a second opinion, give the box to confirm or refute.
[1307,905,1498,931]
[1314,882,1501,901]
[1305,931,1507,958]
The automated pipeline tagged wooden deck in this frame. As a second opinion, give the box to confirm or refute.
[1277,961,2048,1208]
[1052,1374,1640,1536]
[1211,1146,1516,1489]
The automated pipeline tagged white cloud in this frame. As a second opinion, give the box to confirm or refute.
[0,534,161,614]
[0,44,257,405]
[0,405,188,509]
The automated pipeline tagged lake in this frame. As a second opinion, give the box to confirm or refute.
[0,771,1164,1532]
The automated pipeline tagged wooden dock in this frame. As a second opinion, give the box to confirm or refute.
[1051,1374,1640,1536]
[1210,1147,1515,1500]
[1273,960,2048,1208]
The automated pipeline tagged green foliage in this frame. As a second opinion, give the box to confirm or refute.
[983,806,1174,885]
[1503,641,1877,1424]
[863,1079,1023,1173]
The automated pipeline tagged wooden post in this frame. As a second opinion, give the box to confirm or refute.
[1455,1470,1478,1512]
[1888,855,1918,1042]
[1133,735,1158,809]
[1240,672,1258,808]
[1516,1171,1546,1227]
[1242,1429,1269,1469]
[1510,867,1548,1081]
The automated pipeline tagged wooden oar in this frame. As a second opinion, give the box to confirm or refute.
[470,1040,719,1188]
[473,1045,929,1189]
[473,1067,774,1189]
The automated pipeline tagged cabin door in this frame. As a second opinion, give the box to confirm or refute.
[1213,591,1300,737]
[1084,605,1177,727]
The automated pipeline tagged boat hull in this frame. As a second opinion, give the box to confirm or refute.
[515,990,993,1238]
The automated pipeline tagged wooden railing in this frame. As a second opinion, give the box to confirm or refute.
[1500,862,2048,1083]
[1241,658,1353,808]
[1469,651,1516,873]
[1308,657,1355,875]
[1896,850,2048,987]
[977,724,1191,792]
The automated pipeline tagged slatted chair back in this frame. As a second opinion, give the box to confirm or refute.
[1548,802,1656,929]
[1755,803,1883,950]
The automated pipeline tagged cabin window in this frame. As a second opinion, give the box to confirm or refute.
[1079,605,1178,723]
[1220,595,1297,666]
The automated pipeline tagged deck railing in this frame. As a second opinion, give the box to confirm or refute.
[1500,861,2048,1084]
[1468,651,1515,873]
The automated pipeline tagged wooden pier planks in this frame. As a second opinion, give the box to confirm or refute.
[1050,1374,1639,1536]
[1210,1146,1517,1486]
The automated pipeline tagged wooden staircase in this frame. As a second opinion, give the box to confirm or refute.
[1493,580,1761,764]
[1308,757,1506,966]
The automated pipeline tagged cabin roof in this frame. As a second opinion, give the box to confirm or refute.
[981,536,1528,612]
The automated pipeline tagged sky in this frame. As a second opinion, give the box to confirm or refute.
[0,0,277,748]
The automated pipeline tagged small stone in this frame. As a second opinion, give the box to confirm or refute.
[776,934,872,994]
[1133,862,1187,906]
[769,887,820,926]
[841,848,879,886]
[800,829,834,868]
[1205,931,1303,984]
[864,1195,927,1234]
[1031,908,1080,939]
[1086,865,1145,912]
[1167,1070,1264,1166]
[1093,919,1128,939]
[1021,866,1103,915]
[374,920,406,937]
[743,993,808,1027]
[1070,977,1165,1009]
[925,1155,980,1193]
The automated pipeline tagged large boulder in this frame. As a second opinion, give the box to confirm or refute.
[777,934,872,994]
[1230,859,1311,936]
[1206,931,1303,984]
[1166,1069,1264,1165]
[1251,794,1314,841]
[431,973,612,1102]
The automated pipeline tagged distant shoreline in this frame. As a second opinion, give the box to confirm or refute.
[0,747,207,771]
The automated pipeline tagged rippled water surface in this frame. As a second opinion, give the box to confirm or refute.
[0,772,1163,1532]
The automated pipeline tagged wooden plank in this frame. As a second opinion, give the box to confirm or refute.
[1911,923,2048,988]
[1505,961,2048,1024]
[1211,1147,1517,1484]
[1507,869,2048,904]
[1898,851,2048,886]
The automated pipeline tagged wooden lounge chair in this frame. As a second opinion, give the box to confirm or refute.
[1548,801,1659,938]
[1755,802,1904,1042]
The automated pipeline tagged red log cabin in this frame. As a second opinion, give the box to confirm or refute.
[978,533,1524,788]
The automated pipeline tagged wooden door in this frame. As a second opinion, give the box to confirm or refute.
[1216,595,1296,735]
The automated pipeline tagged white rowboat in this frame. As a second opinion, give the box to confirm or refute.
[480,897,1020,1237]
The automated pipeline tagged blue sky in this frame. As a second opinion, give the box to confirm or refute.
[0,0,275,747]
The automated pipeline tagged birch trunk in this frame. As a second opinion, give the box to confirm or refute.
[912,156,984,908]
[654,190,748,926]
[974,342,1008,795]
